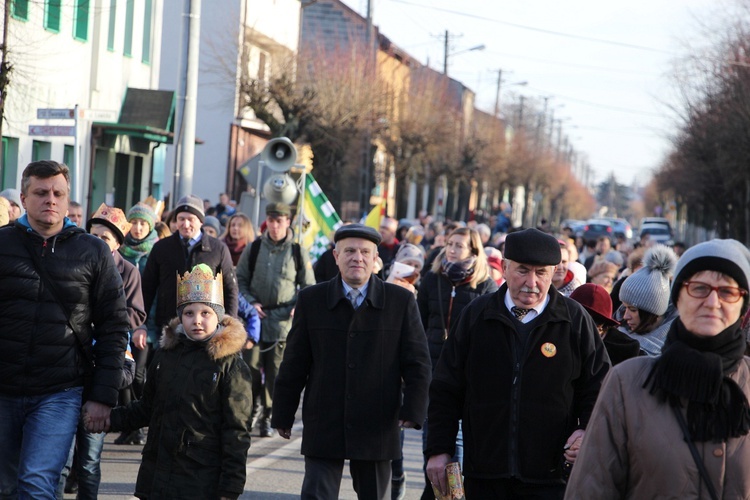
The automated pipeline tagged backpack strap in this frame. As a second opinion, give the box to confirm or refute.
[246,238,262,284]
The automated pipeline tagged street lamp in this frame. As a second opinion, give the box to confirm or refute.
[443,32,485,75]
[494,74,527,118]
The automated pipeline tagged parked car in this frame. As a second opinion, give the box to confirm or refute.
[582,219,615,243]
[603,217,633,240]
[639,223,673,246]
[640,217,673,237]
[561,219,587,237]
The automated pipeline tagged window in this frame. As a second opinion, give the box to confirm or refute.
[63,145,74,168]
[32,140,52,162]
[11,0,29,21]
[1,137,19,190]
[107,0,116,51]
[123,0,134,57]
[142,0,152,64]
[44,0,62,33]
[73,0,90,41]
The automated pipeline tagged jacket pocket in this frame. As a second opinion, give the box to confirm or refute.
[184,435,221,465]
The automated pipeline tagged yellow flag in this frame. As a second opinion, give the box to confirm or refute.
[364,200,386,230]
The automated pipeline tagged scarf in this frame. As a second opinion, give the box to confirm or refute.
[223,235,247,265]
[644,318,750,442]
[441,256,476,284]
[119,230,159,264]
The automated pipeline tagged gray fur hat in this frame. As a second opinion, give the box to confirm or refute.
[619,245,678,316]
[671,239,750,306]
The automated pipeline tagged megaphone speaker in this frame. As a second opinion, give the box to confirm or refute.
[261,137,297,172]
[263,173,299,205]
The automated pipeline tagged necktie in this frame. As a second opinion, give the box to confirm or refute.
[182,237,191,259]
[348,289,360,309]
[511,306,530,320]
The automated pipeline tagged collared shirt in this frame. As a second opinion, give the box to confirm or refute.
[342,279,370,309]
[504,290,550,324]
[185,231,203,248]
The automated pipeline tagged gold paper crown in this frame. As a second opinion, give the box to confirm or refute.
[176,264,224,309]
[140,195,165,219]
[88,203,132,243]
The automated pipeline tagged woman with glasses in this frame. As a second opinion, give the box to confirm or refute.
[565,239,750,499]
[616,245,678,356]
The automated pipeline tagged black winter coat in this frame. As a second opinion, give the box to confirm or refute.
[0,219,129,405]
[110,316,253,499]
[141,231,238,329]
[417,270,498,369]
[426,284,611,483]
[272,275,432,461]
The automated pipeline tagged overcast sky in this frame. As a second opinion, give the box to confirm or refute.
[341,0,730,189]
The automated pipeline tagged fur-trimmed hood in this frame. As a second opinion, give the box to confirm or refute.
[161,315,246,360]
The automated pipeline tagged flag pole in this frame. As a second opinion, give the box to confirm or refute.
[295,166,306,245]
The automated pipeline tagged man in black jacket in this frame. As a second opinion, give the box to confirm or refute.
[272,224,431,499]
[425,228,610,499]
[0,161,130,498]
[139,194,238,336]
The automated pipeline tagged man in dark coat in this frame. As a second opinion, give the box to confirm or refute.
[272,224,431,500]
[140,194,238,333]
[425,228,611,499]
[0,161,129,498]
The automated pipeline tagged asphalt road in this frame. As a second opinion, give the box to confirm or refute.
[69,423,428,499]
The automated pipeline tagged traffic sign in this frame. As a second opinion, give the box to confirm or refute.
[37,108,75,119]
[28,125,76,136]
[79,109,118,122]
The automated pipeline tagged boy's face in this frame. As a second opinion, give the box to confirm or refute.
[90,224,120,253]
[181,303,219,341]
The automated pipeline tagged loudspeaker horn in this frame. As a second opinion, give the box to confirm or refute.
[263,173,299,205]
[261,137,297,172]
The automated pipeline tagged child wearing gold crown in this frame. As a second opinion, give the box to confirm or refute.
[92,264,253,499]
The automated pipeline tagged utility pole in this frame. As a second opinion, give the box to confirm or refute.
[359,0,374,216]
[443,30,449,75]
[493,69,502,118]
[518,95,525,130]
[176,0,201,200]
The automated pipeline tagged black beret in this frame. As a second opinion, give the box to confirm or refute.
[334,223,382,246]
[504,228,561,266]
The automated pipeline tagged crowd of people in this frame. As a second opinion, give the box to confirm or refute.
[4,160,750,500]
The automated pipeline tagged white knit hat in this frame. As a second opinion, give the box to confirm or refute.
[619,245,678,316]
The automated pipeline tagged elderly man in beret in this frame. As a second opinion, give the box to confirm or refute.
[425,228,611,499]
[272,223,432,499]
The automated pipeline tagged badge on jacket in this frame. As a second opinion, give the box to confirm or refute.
[541,343,557,358]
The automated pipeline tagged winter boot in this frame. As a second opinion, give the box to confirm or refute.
[259,409,273,438]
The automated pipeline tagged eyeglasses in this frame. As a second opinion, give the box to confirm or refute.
[682,281,748,303]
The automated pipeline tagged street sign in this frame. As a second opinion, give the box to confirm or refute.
[28,125,76,136]
[79,109,118,122]
[36,108,75,119]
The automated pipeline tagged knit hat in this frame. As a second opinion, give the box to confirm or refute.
[395,243,425,271]
[570,283,619,326]
[127,203,157,232]
[619,245,678,316]
[604,250,625,268]
[569,261,588,287]
[485,247,504,274]
[174,194,205,223]
[203,216,222,236]
[0,188,23,214]
[504,228,561,266]
[671,239,750,307]
[176,263,224,321]
[86,203,132,244]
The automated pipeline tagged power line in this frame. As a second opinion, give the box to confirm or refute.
[387,0,677,55]
[524,85,666,118]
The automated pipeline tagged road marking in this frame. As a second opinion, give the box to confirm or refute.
[246,422,304,474]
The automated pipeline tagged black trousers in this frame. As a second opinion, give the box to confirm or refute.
[301,456,391,500]
[465,477,565,500]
